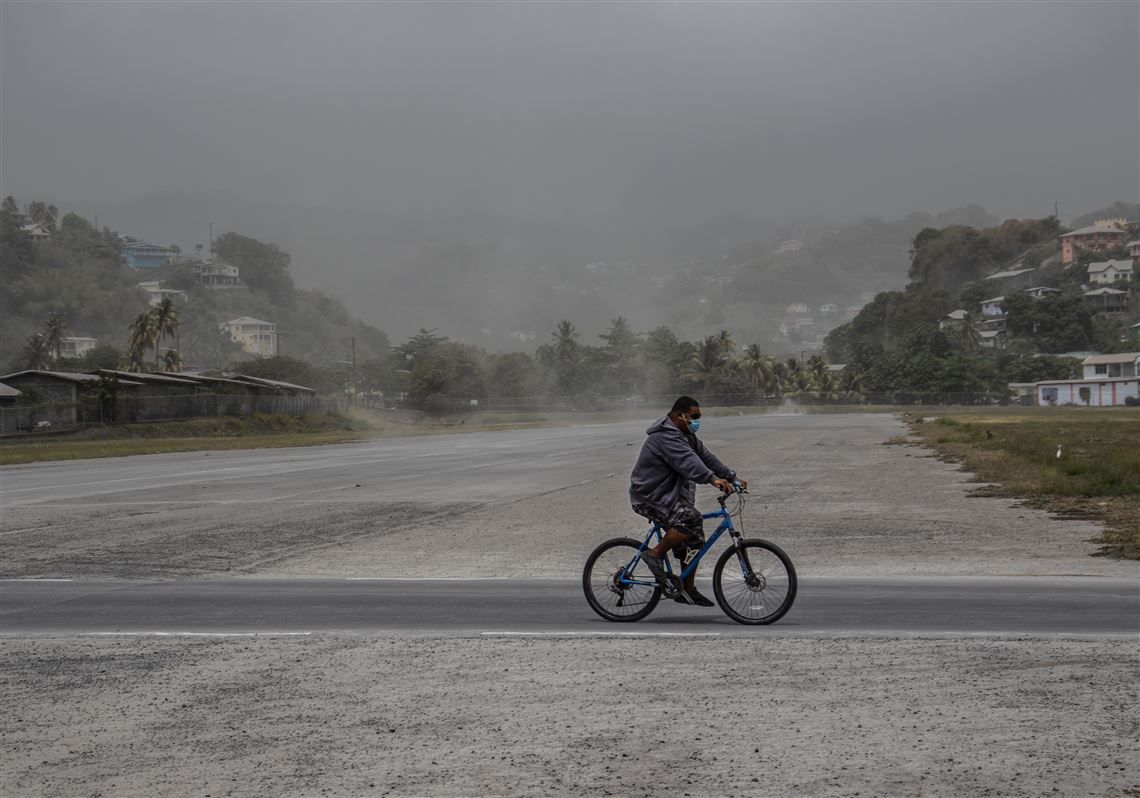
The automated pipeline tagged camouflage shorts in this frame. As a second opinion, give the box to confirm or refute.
[632,499,705,541]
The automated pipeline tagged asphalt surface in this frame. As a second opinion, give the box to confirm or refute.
[2,576,1135,636]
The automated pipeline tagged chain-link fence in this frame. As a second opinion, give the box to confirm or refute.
[1,393,330,436]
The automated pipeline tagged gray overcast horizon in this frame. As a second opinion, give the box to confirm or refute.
[1,1,1137,228]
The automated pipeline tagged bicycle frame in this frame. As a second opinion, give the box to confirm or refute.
[623,502,746,587]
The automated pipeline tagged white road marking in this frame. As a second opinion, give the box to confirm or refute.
[0,578,73,582]
[481,631,721,637]
[80,631,313,637]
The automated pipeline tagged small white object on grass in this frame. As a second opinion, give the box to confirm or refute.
[1056,444,1063,459]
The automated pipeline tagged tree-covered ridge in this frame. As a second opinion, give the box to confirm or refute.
[0,199,389,373]
[824,214,1137,395]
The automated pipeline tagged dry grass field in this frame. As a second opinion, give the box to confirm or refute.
[905,406,1140,559]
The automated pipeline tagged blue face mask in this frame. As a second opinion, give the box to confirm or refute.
[688,418,701,434]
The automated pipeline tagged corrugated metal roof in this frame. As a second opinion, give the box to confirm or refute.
[0,370,103,383]
[1087,259,1133,272]
[985,268,1036,280]
[1083,287,1129,296]
[1081,352,1140,365]
[97,369,200,385]
[230,375,317,394]
[1060,225,1129,237]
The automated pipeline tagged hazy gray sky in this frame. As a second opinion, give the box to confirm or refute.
[2,1,1137,225]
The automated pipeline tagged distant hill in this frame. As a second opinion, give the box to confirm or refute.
[43,191,1017,355]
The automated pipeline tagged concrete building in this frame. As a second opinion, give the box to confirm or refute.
[59,337,98,359]
[1060,220,1130,265]
[1032,353,1140,407]
[121,240,175,270]
[220,316,278,357]
[195,261,243,288]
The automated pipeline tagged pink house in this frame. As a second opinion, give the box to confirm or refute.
[1060,221,1130,264]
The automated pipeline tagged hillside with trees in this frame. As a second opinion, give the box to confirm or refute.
[824,211,1138,395]
[0,197,389,376]
[4,193,1135,403]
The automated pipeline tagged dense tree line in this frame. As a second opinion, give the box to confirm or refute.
[326,320,862,413]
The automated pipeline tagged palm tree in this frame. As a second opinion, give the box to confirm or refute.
[736,344,775,399]
[807,355,830,386]
[20,334,51,370]
[772,358,796,395]
[713,329,736,359]
[152,298,180,369]
[41,314,66,367]
[682,336,727,390]
[548,321,581,395]
[127,310,158,372]
[161,348,182,372]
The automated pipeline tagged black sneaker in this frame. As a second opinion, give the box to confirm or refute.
[675,589,715,607]
[639,550,669,584]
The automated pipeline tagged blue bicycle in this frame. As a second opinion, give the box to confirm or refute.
[582,488,797,625]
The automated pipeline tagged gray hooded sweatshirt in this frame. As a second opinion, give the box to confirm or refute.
[629,415,737,515]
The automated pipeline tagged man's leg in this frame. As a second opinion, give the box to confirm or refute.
[646,528,689,558]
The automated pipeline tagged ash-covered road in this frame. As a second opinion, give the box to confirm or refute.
[2,412,1136,797]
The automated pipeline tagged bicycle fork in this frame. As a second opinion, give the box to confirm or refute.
[729,530,762,588]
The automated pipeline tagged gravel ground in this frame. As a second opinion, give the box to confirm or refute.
[3,634,1137,797]
[2,413,1137,796]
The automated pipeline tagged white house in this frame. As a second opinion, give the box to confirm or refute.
[981,297,1005,317]
[1087,259,1134,286]
[59,337,97,358]
[137,281,188,307]
[1025,286,1061,299]
[785,303,810,315]
[940,309,968,331]
[194,261,242,288]
[20,222,50,241]
[220,316,278,357]
[1081,352,1139,380]
[1032,352,1140,407]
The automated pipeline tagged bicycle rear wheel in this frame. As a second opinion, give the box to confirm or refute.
[712,539,797,625]
[582,537,662,622]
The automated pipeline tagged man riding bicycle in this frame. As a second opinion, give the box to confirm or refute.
[630,396,747,606]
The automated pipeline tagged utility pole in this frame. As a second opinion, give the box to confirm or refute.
[208,222,214,255]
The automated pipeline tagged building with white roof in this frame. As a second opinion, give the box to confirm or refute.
[1086,259,1134,286]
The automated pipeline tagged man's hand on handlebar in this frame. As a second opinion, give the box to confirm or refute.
[712,478,734,493]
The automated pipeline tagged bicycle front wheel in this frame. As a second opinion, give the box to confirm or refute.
[582,537,662,622]
[712,539,797,625]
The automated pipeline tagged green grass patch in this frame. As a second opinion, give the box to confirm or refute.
[0,411,368,465]
[905,406,1140,559]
